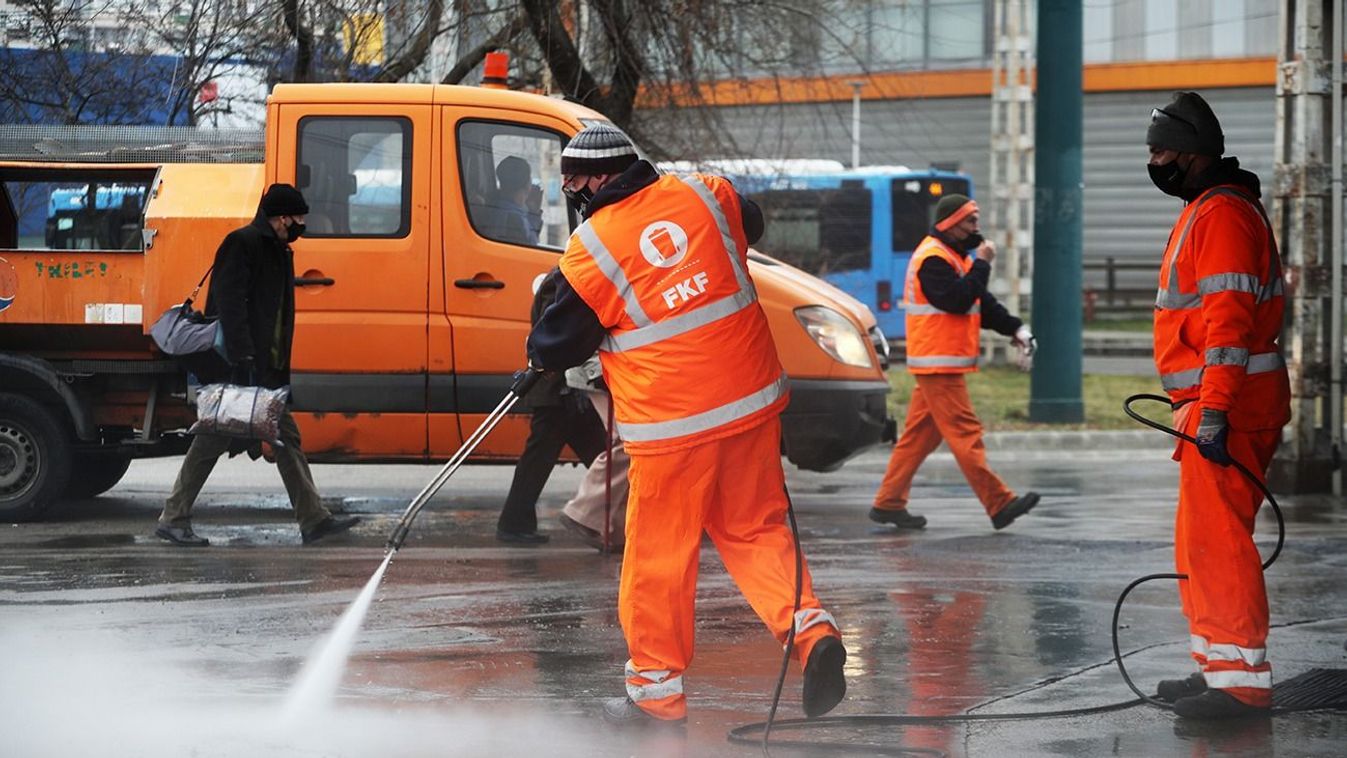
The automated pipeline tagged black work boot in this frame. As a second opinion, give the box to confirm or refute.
[1156,672,1207,703]
[869,508,927,530]
[991,492,1040,530]
[302,515,361,544]
[601,697,686,728]
[1173,689,1270,720]
[154,524,209,547]
[802,636,847,718]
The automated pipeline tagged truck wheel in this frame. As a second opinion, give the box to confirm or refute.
[0,393,73,522]
[63,453,132,500]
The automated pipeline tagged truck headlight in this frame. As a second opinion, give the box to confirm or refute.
[794,306,874,369]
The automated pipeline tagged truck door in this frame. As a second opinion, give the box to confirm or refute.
[433,110,573,458]
[273,106,432,460]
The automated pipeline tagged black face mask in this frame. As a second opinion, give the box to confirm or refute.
[959,232,984,252]
[285,221,306,242]
[564,184,595,215]
[1148,160,1187,198]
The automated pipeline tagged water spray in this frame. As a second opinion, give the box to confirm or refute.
[283,368,542,718]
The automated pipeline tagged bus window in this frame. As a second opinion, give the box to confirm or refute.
[749,187,871,276]
[891,177,970,252]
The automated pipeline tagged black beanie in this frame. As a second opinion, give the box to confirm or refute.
[561,124,638,176]
[933,193,979,231]
[1147,91,1224,156]
[260,183,309,217]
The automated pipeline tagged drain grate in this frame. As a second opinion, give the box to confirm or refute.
[1273,668,1347,712]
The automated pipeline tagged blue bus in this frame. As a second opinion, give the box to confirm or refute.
[715,162,973,339]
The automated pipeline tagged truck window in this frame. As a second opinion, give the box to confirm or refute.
[0,167,156,252]
[892,177,971,252]
[747,187,872,276]
[296,117,411,238]
[457,121,568,250]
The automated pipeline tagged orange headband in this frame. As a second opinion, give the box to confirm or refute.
[935,200,979,232]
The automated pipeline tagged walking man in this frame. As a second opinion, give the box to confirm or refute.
[155,184,360,547]
[1145,91,1290,719]
[528,124,847,726]
[869,193,1039,531]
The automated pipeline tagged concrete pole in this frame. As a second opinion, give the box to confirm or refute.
[849,81,864,169]
[1332,0,1343,495]
[1271,0,1339,493]
[1028,0,1084,423]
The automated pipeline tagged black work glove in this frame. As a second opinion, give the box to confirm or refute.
[230,357,256,386]
[1194,408,1232,466]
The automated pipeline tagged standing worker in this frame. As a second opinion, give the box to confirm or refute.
[154,184,360,547]
[869,193,1040,531]
[1145,92,1289,719]
[528,124,847,726]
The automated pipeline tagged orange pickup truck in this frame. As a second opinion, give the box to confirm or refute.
[0,83,892,522]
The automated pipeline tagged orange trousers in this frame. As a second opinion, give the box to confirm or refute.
[874,373,1015,517]
[1174,406,1280,707]
[619,416,841,720]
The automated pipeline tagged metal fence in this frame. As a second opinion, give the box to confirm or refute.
[0,125,265,163]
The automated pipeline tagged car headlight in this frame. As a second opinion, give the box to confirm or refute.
[794,306,874,369]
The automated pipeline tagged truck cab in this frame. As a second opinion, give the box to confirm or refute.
[0,84,891,522]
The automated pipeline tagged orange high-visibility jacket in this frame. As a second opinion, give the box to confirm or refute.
[1153,185,1290,430]
[559,174,788,454]
[903,235,982,374]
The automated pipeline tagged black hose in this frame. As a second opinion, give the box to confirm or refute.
[728,393,1287,754]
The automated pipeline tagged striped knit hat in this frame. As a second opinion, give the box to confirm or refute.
[561,123,638,176]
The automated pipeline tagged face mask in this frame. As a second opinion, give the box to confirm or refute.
[285,221,306,242]
[1148,160,1186,198]
[563,184,595,215]
[960,232,984,252]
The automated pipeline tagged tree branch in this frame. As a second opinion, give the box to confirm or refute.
[441,10,529,85]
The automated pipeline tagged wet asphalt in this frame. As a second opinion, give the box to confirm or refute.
[2,445,1345,757]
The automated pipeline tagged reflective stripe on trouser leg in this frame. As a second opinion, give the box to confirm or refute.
[617,439,714,721]
[701,418,841,667]
[624,660,685,717]
[1175,409,1280,707]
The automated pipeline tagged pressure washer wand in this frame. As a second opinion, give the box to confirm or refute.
[385,367,543,552]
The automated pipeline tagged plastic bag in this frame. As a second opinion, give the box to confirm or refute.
[188,383,288,446]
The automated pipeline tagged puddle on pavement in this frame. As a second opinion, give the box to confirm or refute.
[36,533,137,549]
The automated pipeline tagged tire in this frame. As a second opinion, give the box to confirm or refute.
[63,453,132,500]
[0,393,73,522]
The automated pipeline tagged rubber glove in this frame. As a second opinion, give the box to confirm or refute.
[1012,326,1036,372]
[1195,408,1233,466]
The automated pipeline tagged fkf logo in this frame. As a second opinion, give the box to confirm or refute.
[639,220,688,268]
[662,271,709,310]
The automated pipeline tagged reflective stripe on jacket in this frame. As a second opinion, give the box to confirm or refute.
[1152,185,1290,430]
[559,173,787,453]
[903,235,981,374]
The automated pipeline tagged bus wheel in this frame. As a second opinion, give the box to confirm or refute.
[64,453,132,500]
[0,393,72,523]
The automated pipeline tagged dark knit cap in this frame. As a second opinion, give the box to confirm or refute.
[1147,91,1224,156]
[935,194,973,224]
[561,124,638,176]
[259,183,309,217]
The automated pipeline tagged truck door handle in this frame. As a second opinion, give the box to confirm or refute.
[294,277,335,286]
[454,278,505,290]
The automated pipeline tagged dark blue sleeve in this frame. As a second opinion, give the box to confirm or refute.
[526,274,607,370]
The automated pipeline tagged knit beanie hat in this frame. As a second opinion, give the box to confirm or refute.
[561,124,638,176]
[1146,91,1224,156]
[933,194,978,232]
[259,183,309,217]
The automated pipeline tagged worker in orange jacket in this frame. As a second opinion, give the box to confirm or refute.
[869,194,1040,531]
[527,124,846,727]
[1145,91,1290,720]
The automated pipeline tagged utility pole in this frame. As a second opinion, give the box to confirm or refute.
[1028,0,1084,422]
[848,81,865,169]
[1271,0,1344,494]
[988,0,1035,364]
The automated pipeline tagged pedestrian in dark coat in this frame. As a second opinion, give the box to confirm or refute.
[155,184,359,547]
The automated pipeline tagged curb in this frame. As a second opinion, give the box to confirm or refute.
[981,429,1171,451]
